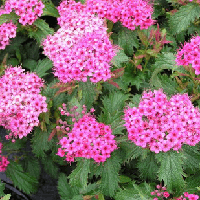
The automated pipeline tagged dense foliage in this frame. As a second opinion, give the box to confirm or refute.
[1,0,200,199]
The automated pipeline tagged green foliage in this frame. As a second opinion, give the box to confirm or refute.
[58,173,79,200]
[156,151,186,192]
[185,173,200,194]
[115,182,154,200]
[31,126,55,158]
[111,50,129,68]
[100,152,121,197]
[42,2,59,18]
[5,161,38,194]
[28,19,54,44]
[21,158,41,180]
[78,81,98,110]
[0,180,6,197]
[41,156,60,179]
[169,3,200,35]
[34,58,53,78]
[68,159,91,190]
[0,13,19,25]
[118,26,139,56]
[22,59,37,71]
[182,145,200,173]
[98,92,129,134]
[118,142,143,162]
[0,194,11,200]
[137,152,159,181]
[3,137,27,151]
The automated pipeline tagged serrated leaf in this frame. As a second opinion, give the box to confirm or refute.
[150,52,176,89]
[119,142,143,162]
[156,151,186,192]
[0,181,6,197]
[98,92,128,134]
[111,50,129,68]
[0,13,19,25]
[42,2,59,17]
[22,158,41,180]
[68,159,90,189]
[5,161,38,194]
[31,126,54,158]
[118,27,139,56]
[29,19,54,44]
[79,81,97,110]
[41,157,59,179]
[3,138,26,151]
[137,152,158,181]
[169,3,200,34]
[182,145,200,173]
[185,173,200,194]
[115,182,153,200]
[23,59,37,71]
[34,58,53,78]
[100,152,121,197]
[58,173,79,200]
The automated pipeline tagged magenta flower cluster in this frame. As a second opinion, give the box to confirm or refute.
[42,0,117,83]
[86,0,154,30]
[176,36,200,75]
[56,104,117,163]
[151,185,199,200]
[0,142,10,172]
[0,21,17,50]
[0,66,47,141]
[1,0,44,25]
[124,89,200,153]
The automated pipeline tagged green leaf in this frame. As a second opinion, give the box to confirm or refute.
[185,173,200,194]
[34,58,53,78]
[0,181,6,197]
[22,158,41,180]
[68,159,90,190]
[115,182,154,200]
[1,194,11,200]
[29,19,54,44]
[23,59,37,71]
[79,81,97,110]
[169,3,200,34]
[100,152,121,197]
[118,175,131,184]
[0,13,19,25]
[156,151,186,192]
[98,92,128,134]
[111,50,129,68]
[137,152,158,181]
[58,173,79,200]
[119,142,143,162]
[5,161,38,194]
[150,52,176,89]
[182,145,200,173]
[41,157,59,179]
[42,2,59,18]
[3,138,27,151]
[31,126,54,158]
[118,27,139,56]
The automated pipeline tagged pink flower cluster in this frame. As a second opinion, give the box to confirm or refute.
[1,0,44,25]
[151,185,199,200]
[0,66,47,140]
[176,36,200,75]
[56,104,117,163]
[0,21,17,50]
[0,143,10,172]
[124,89,200,153]
[42,0,117,83]
[86,0,154,30]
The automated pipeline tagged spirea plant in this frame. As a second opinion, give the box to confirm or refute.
[0,0,200,199]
